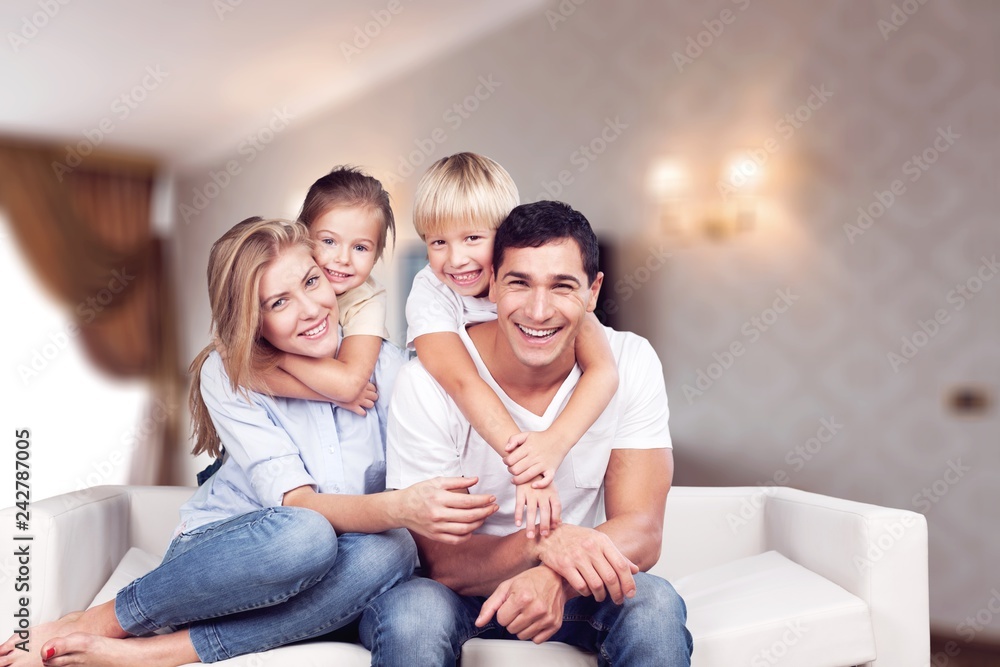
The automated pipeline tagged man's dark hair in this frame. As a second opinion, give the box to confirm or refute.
[493,201,599,284]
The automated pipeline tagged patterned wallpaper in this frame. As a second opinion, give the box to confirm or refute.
[173,0,999,640]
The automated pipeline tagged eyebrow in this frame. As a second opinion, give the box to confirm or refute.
[502,270,581,286]
[260,267,316,306]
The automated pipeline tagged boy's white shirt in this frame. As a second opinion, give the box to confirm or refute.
[404,265,497,350]
[386,323,672,536]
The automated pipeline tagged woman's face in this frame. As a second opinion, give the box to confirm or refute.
[258,244,340,358]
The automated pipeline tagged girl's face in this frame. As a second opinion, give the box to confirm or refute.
[310,205,382,295]
[259,244,340,358]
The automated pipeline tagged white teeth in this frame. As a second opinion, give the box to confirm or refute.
[517,324,557,338]
[302,319,327,337]
[451,271,480,282]
[327,269,350,279]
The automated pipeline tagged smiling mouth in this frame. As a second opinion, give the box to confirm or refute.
[300,317,329,338]
[516,324,559,339]
[448,270,481,286]
[325,268,353,281]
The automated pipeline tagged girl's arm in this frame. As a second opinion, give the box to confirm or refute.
[277,334,382,404]
[414,331,520,457]
[505,313,619,484]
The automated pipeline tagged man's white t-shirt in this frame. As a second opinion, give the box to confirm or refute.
[386,323,672,536]
[404,265,497,350]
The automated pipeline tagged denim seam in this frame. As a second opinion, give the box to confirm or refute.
[116,579,161,636]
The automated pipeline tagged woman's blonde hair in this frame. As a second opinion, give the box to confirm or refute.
[188,217,313,457]
[412,152,519,239]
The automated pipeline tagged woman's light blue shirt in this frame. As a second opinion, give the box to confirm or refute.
[177,343,406,534]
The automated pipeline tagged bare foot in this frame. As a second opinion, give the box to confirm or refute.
[0,612,85,667]
[40,632,197,667]
[0,603,125,667]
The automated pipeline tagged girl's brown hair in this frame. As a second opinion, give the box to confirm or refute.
[298,166,396,261]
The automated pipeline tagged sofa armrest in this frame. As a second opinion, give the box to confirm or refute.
[764,486,928,667]
[0,485,193,626]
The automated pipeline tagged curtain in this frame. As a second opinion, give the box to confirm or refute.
[0,137,184,486]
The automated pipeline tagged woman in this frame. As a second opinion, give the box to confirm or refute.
[0,218,498,666]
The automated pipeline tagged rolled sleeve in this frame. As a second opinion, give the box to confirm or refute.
[339,277,390,339]
[200,353,318,506]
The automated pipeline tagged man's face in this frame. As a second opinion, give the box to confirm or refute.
[489,240,603,370]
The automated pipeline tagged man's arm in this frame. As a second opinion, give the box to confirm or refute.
[412,528,539,597]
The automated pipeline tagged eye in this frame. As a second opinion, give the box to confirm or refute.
[305,275,320,288]
[428,239,444,247]
[553,283,574,292]
[271,298,286,309]
[353,244,370,253]
[322,238,336,246]
[466,235,482,242]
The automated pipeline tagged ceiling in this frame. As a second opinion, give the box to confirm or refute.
[0,0,543,168]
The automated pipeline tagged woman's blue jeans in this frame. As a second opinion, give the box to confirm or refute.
[114,506,416,663]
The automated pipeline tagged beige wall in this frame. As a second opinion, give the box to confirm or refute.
[172,0,1000,641]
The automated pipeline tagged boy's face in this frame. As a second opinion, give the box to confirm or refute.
[425,225,495,298]
[310,206,381,295]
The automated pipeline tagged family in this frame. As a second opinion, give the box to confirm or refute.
[1,153,693,666]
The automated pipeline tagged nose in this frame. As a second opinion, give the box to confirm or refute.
[334,242,350,265]
[447,245,468,268]
[300,291,325,321]
[526,288,554,323]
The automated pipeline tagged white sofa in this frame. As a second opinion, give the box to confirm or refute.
[1,485,928,666]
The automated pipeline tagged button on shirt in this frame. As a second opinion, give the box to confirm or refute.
[177,342,406,535]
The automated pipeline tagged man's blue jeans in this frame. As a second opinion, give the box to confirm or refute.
[114,506,416,663]
[359,572,692,666]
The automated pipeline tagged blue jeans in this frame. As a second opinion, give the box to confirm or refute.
[359,572,692,666]
[115,506,416,663]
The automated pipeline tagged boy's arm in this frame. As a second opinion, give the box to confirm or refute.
[505,313,620,483]
[278,334,382,403]
[414,331,520,458]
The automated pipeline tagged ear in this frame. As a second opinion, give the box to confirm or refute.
[488,271,498,303]
[586,271,604,312]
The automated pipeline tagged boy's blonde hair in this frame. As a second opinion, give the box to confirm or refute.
[188,217,313,458]
[412,152,519,239]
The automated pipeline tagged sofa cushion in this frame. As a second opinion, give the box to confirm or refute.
[88,547,162,609]
[675,550,876,667]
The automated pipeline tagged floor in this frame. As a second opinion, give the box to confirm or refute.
[931,638,1000,666]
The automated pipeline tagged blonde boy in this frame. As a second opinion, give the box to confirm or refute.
[405,152,619,537]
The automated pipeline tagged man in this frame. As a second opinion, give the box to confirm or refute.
[362,201,691,665]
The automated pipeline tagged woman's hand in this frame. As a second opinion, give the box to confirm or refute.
[395,477,499,544]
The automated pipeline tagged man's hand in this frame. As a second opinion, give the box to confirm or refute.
[514,480,561,538]
[504,431,570,486]
[396,477,499,544]
[475,565,571,643]
[536,524,639,603]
